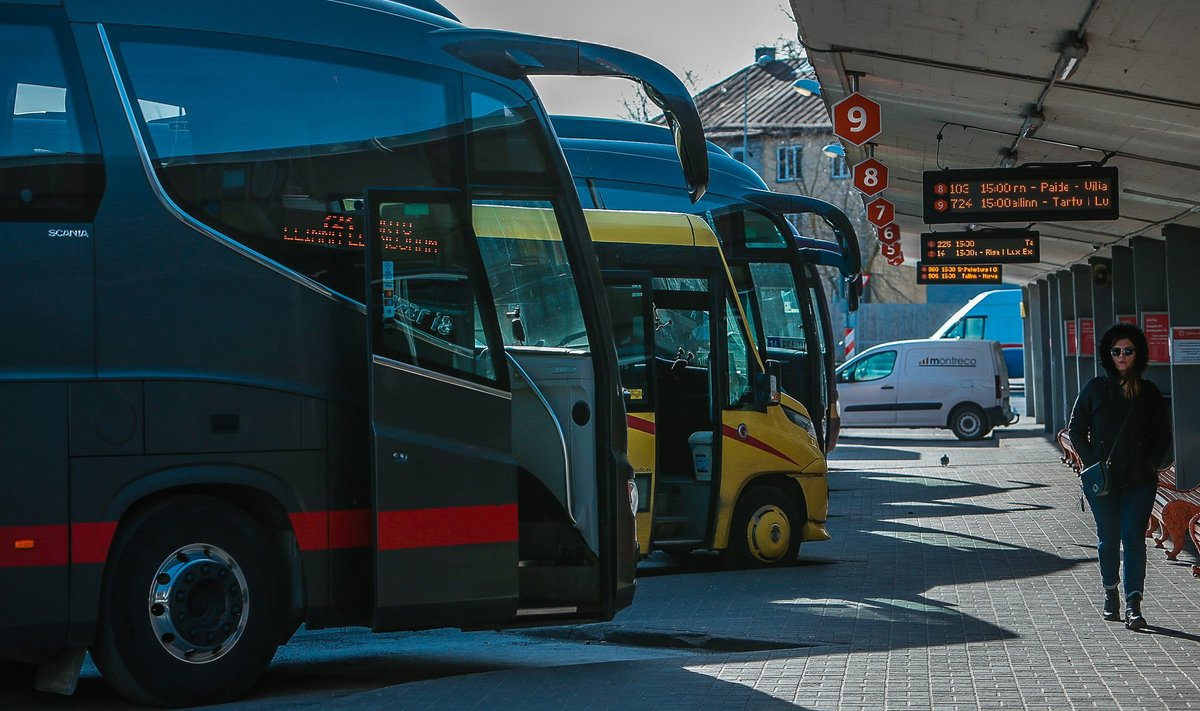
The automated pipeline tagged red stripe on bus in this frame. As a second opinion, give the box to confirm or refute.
[626,415,656,435]
[722,424,801,467]
[71,522,118,564]
[289,509,372,552]
[0,525,68,567]
[377,504,517,550]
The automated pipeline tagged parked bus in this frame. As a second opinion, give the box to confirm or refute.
[0,1,709,704]
[930,289,1025,382]
[554,115,863,451]
[583,208,829,567]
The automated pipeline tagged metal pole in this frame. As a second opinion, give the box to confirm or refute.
[742,70,749,162]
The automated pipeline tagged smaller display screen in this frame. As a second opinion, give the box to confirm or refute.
[916,263,1003,285]
[920,230,1039,265]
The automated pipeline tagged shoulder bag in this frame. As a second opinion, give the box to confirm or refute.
[1080,407,1134,498]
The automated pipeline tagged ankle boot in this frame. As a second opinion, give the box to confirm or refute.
[1125,594,1147,630]
[1103,588,1121,621]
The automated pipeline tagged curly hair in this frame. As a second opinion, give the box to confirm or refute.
[1097,322,1149,396]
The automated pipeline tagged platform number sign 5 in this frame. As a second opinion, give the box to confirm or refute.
[832,92,882,146]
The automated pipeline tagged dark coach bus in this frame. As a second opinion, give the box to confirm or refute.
[0,1,707,704]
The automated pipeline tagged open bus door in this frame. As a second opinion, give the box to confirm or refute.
[365,189,518,631]
[602,273,657,553]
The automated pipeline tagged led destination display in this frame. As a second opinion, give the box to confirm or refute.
[916,263,1003,285]
[921,230,1040,265]
[923,165,1118,224]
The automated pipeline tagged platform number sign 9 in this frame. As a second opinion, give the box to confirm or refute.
[832,92,882,146]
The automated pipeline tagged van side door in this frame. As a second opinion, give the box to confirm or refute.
[836,349,899,425]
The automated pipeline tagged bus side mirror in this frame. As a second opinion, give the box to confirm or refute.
[754,359,783,409]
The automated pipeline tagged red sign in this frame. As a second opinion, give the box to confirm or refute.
[1078,318,1094,356]
[832,92,882,146]
[1143,311,1171,363]
[1118,314,1137,325]
[881,241,900,258]
[888,253,905,266]
[1065,319,1077,356]
[1173,327,1200,365]
[853,158,888,196]
[877,223,900,245]
[866,197,894,227]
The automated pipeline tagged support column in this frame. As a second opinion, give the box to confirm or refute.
[1022,284,1037,419]
[1057,269,1078,429]
[1089,256,1114,345]
[1131,236,1171,394]
[1034,279,1051,428]
[1047,271,1065,432]
[1071,263,1095,391]
[1164,225,1199,488]
[1111,245,1135,326]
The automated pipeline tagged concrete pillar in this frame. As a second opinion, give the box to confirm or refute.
[1164,225,1199,488]
[1034,279,1051,429]
[1072,263,1096,391]
[1047,271,1065,432]
[1111,245,1135,327]
[1131,236,1171,394]
[1057,269,1078,429]
[1089,256,1114,350]
[1022,284,1037,419]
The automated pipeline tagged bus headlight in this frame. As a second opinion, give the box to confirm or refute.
[784,407,819,444]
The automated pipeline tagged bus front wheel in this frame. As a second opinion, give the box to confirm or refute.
[723,484,802,569]
[92,496,286,707]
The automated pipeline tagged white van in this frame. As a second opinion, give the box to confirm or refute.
[835,338,1015,440]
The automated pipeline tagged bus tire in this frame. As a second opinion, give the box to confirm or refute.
[92,496,286,707]
[949,403,990,441]
[722,484,802,569]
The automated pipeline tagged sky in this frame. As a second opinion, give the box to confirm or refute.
[444,0,797,118]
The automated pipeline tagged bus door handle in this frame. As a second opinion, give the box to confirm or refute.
[880,385,895,390]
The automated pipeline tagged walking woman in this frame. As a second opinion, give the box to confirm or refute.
[1069,322,1172,630]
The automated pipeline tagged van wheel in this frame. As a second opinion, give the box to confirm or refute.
[92,496,286,707]
[950,404,990,440]
[723,485,803,569]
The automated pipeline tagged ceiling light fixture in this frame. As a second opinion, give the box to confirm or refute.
[1019,110,1045,138]
[1056,38,1089,81]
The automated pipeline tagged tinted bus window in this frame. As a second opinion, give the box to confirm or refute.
[116,30,458,297]
[0,18,104,221]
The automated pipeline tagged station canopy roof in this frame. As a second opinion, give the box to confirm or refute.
[790,0,1200,284]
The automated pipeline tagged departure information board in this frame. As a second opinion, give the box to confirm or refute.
[923,165,1118,224]
[916,263,1003,284]
[920,230,1039,265]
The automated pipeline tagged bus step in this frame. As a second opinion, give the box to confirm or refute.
[652,538,704,548]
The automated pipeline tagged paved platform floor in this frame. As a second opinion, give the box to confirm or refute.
[329,415,1200,710]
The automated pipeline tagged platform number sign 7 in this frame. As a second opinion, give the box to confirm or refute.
[866,198,894,227]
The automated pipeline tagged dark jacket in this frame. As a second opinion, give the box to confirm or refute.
[1069,321,1172,488]
[1068,375,1171,488]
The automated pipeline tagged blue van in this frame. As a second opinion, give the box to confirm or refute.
[930,289,1024,379]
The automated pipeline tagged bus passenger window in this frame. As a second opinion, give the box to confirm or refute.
[115,30,458,298]
[0,22,104,222]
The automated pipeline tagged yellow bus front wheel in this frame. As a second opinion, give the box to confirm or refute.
[723,484,803,569]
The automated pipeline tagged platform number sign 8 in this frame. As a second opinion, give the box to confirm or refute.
[853,158,888,197]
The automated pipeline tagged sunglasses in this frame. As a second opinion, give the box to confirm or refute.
[1109,347,1136,358]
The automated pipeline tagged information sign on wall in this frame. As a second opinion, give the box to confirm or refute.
[1065,319,1077,356]
[1173,327,1200,365]
[1078,318,1095,356]
[1117,314,1138,325]
[1142,311,1171,363]
[922,165,1119,224]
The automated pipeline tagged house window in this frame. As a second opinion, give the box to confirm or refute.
[829,155,850,179]
[776,145,802,182]
[731,147,746,163]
